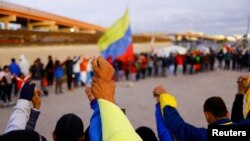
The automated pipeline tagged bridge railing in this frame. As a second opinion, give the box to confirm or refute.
[0,30,170,46]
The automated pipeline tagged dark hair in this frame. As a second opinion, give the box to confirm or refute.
[54,113,84,141]
[48,55,52,60]
[203,96,228,117]
[0,130,46,141]
[3,65,9,70]
[19,72,24,77]
[136,126,158,141]
[55,60,60,67]
[11,58,15,63]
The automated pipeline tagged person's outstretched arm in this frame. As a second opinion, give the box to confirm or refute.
[155,103,174,141]
[5,82,36,133]
[85,87,102,141]
[26,90,41,131]
[85,56,142,141]
[89,99,102,141]
[231,94,244,122]
[4,99,31,133]
[153,85,207,141]
[231,76,250,122]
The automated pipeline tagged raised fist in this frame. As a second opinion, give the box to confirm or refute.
[85,77,115,103]
[19,82,36,101]
[92,56,115,81]
[237,76,250,94]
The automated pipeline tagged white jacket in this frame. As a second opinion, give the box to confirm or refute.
[73,56,81,73]
[19,54,30,76]
[5,99,31,133]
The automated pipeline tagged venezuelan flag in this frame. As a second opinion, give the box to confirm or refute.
[98,9,134,63]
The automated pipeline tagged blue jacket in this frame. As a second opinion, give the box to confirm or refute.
[163,106,208,141]
[159,93,234,141]
[54,67,64,78]
[89,100,102,141]
[9,63,21,76]
[155,103,173,141]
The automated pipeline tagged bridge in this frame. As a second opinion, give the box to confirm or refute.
[0,1,105,33]
[0,1,171,45]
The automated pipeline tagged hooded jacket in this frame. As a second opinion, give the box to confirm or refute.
[19,55,30,76]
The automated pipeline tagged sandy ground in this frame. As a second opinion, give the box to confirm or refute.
[0,43,168,65]
[0,70,248,140]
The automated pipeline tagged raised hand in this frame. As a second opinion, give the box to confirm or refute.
[32,88,41,109]
[19,82,36,101]
[85,56,116,103]
[91,56,115,81]
[237,75,250,94]
[153,85,168,98]
[90,77,115,103]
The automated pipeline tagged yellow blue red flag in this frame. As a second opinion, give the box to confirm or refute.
[98,9,134,63]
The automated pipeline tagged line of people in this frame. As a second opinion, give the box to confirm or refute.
[1,47,249,108]
[0,55,94,107]
[1,56,250,141]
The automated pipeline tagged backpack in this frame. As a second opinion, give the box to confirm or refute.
[55,67,64,78]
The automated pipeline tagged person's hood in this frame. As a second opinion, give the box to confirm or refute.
[19,54,26,61]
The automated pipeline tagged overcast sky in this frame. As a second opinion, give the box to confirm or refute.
[4,0,250,35]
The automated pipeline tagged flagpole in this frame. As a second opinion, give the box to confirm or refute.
[245,14,250,49]
[247,16,249,34]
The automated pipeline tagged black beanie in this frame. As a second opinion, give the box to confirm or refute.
[54,113,84,141]
[136,126,158,141]
[0,130,47,141]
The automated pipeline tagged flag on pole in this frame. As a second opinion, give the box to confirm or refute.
[98,9,134,63]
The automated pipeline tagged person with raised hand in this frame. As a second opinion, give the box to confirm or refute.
[153,89,174,141]
[85,56,142,141]
[87,56,115,103]
[5,81,41,133]
[1,81,46,141]
[153,75,250,141]
[231,75,250,123]
[153,85,232,141]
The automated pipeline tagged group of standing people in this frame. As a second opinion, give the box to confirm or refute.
[1,56,250,141]
[1,47,250,108]
[0,58,24,106]
[112,52,216,82]
[0,54,94,108]
[30,55,93,93]
[111,46,250,82]
[217,49,250,71]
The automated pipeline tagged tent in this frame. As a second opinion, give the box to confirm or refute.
[196,45,210,54]
[153,45,187,57]
[226,36,236,42]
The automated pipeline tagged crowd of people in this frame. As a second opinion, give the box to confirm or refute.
[0,56,250,141]
[0,54,94,107]
[1,45,250,107]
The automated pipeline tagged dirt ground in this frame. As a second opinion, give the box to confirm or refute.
[0,43,168,65]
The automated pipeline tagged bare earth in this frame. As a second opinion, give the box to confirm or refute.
[0,44,248,140]
[0,43,168,65]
